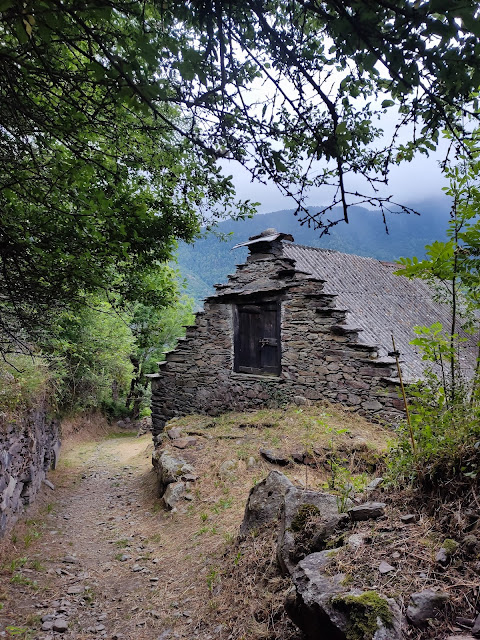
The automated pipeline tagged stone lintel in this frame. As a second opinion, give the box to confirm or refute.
[230,372,285,383]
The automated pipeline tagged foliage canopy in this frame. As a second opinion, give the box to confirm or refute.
[2,0,480,351]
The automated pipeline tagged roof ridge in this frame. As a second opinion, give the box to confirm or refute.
[285,242,397,265]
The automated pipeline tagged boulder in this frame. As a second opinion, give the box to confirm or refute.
[287,550,402,640]
[406,589,449,628]
[239,471,294,536]
[277,487,348,575]
[152,450,195,495]
[163,482,186,511]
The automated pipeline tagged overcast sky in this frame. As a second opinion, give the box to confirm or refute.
[227,152,448,213]
[223,107,453,214]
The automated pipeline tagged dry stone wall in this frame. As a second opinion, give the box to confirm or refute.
[151,241,405,439]
[0,407,60,537]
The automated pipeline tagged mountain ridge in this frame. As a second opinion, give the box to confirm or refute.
[176,199,451,303]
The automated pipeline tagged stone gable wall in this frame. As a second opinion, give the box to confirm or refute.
[151,244,405,438]
[0,408,60,537]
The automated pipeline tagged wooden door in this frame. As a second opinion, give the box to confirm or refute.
[234,302,281,375]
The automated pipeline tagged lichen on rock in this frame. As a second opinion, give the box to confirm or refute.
[331,591,393,640]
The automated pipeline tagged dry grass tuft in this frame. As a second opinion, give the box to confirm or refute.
[194,527,301,640]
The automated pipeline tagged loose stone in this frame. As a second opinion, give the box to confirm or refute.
[378,561,395,574]
[348,501,386,521]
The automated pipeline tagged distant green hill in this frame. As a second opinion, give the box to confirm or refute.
[176,199,451,305]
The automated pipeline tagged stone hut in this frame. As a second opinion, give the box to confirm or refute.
[150,229,475,439]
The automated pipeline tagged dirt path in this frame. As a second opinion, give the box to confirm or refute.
[1,406,391,640]
[0,433,217,640]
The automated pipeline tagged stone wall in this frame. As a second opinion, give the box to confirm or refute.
[150,240,405,439]
[0,407,60,537]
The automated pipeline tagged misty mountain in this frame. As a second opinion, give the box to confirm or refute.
[176,198,452,304]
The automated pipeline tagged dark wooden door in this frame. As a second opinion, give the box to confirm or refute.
[234,302,281,375]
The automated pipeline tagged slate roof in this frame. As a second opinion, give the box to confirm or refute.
[283,243,477,380]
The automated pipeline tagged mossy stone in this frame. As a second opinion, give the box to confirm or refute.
[331,590,393,640]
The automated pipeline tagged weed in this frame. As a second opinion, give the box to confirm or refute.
[8,557,28,572]
[212,497,233,514]
[149,533,162,544]
[206,568,219,593]
[23,529,41,549]
[196,527,209,536]
[45,503,54,514]
[10,575,38,589]
[115,539,130,548]
[30,559,45,572]
[83,587,95,604]
[5,626,34,639]
[223,532,235,544]
[200,512,208,522]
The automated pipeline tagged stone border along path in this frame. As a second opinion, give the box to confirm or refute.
[0,434,208,640]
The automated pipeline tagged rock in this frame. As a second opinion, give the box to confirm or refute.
[378,561,395,574]
[62,556,79,564]
[66,585,84,595]
[348,502,386,522]
[152,450,195,494]
[41,621,54,631]
[462,535,480,558]
[172,437,197,449]
[287,551,402,640]
[52,618,68,633]
[277,487,348,575]
[361,400,383,411]
[246,456,257,469]
[293,395,311,406]
[167,427,183,440]
[347,533,366,550]
[163,482,186,510]
[406,589,449,628]
[259,448,290,466]
[239,471,294,536]
[436,547,449,566]
[366,477,384,491]
[218,460,237,480]
[472,612,480,637]
[400,514,416,524]
[447,636,476,640]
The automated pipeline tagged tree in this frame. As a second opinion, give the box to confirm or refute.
[397,129,480,399]
[162,0,480,226]
[2,0,480,353]
[47,296,135,412]
[0,0,253,354]
[126,286,195,419]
